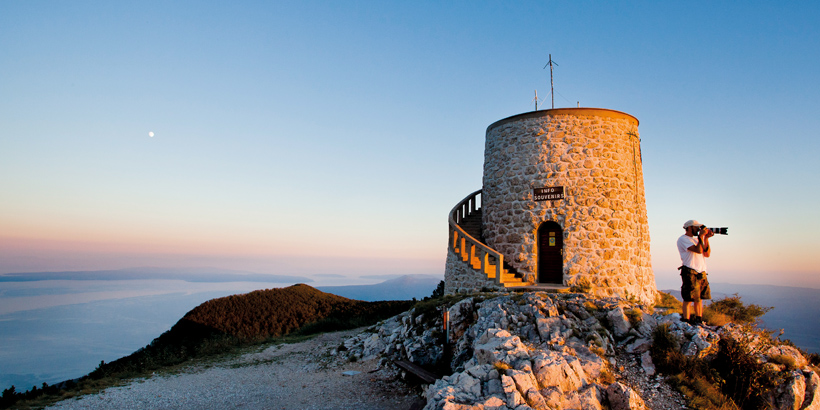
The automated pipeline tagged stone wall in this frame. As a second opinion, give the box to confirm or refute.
[444,248,506,294]
[482,108,656,304]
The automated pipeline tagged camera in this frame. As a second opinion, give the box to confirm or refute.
[700,225,728,235]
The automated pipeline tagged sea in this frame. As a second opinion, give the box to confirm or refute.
[0,280,285,390]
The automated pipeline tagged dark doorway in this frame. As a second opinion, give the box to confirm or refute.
[537,221,563,284]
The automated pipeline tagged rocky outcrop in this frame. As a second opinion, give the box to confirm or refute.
[341,292,819,410]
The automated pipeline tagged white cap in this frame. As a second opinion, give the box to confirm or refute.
[683,220,702,228]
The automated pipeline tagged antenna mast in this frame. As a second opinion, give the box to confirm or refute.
[543,54,558,109]
[532,90,539,111]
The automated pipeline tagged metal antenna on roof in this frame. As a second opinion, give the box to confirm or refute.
[532,90,540,111]
[543,54,558,109]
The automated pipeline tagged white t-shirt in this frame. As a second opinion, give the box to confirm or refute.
[677,234,707,273]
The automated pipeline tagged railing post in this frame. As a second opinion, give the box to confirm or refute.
[469,243,477,268]
[495,255,504,284]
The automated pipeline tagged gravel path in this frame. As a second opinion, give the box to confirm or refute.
[47,329,424,410]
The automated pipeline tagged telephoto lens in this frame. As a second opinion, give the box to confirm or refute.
[702,226,728,235]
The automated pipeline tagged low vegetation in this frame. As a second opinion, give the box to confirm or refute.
[655,291,682,313]
[1,284,415,409]
[706,294,772,325]
[649,294,791,409]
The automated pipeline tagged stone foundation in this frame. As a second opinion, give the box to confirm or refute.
[444,248,506,294]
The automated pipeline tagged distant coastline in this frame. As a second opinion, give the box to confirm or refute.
[0,267,312,284]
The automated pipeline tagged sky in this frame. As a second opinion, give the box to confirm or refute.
[2,1,819,290]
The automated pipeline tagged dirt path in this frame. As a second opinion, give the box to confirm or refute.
[47,329,425,410]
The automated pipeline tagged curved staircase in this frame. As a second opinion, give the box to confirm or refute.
[448,190,529,288]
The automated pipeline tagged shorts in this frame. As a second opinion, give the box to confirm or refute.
[680,266,711,302]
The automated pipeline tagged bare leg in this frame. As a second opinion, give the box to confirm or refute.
[682,302,691,320]
[694,300,703,318]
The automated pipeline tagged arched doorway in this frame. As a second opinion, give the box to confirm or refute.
[537,221,563,284]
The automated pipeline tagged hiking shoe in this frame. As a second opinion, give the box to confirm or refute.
[692,316,704,326]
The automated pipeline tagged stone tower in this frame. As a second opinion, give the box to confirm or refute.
[445,107,656,304]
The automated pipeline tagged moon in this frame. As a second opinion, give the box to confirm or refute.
[148,131,154,137]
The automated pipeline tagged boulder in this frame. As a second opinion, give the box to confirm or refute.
[640,351,656,377]
[765,345,809,369]
[480,395,508,410]
[474,328,531,366]
[449,297,476,341]
[502,374,526,407]
[532,350,587,393]
[508,369,539,396]
[625,338,651,354]
[802,370,820,410]
[563,384,603,410]
[606,308,631,339]
[606,382,647,410]
[775,370,806,410]
[536,317,563,343]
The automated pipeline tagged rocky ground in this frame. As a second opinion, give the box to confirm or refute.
[341,291,819,410]
[46,291,820,410]
[612,347,687,410]
[46,329,425,410]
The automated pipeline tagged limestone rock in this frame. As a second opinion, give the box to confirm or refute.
[639,351,655,377]
[480,395,508,410]
[765,345,809,369]
[563,384,603,410]
[606,382,647,410]
[343,291,810,410]
[502,374,525,407]
[802,370,820,410]
[531,350,587,393]
[776,370,806,410]
[474,328,531,366]
[606,307,631,339]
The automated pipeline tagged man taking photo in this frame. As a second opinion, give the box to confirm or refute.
[677,219,714,325]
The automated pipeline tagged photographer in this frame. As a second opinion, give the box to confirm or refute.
[677,220,714,325]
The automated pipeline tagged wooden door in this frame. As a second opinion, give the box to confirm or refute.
[537,221,563,284]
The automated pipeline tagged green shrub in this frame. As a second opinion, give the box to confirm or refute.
[768,354,797,371]
[712,336,783,409]
[431,280,445,299]
[650,323,738,409]
[625,308,643,327]
[655,291,682,313]
[707,295,772,325]
[702,309,732,327]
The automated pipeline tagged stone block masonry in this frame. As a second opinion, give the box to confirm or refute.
[481,108,656,304]
[445,248,507,294]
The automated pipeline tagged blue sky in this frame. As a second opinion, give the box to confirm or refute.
[2,1,819,289]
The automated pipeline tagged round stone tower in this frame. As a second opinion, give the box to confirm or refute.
[482,108,656,303]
